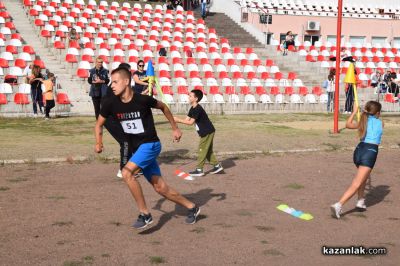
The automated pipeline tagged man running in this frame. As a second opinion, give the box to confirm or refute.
[94,67,200,229]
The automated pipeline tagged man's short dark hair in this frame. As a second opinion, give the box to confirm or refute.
[118,62,131,71]
[191,89,203,102]
[111,67,131,86]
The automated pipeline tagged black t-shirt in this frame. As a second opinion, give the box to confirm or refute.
[187,104,215,137]
[133,70,147,94]
[100,93,160,151]
[31,74,44,97]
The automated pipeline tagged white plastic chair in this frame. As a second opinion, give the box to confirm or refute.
[18,83,31,94]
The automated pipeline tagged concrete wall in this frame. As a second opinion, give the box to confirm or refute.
[246,12,400,44]
[209,0,400,46]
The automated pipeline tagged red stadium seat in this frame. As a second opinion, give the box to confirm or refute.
[255,86,266,95]
[247,72,256,80]
[204,71,214,78]
[162,86,174,95]
[274,72,283,80]
[253,59,261,66]
[306,55,316,62]
[260,72,269,79]
[287,72,297,80]
[6,45,17,54]
[284,86,294,95]
[270,86,280,95]
[0,58,9,68]
[312,86,323,96]
[240,86,251,95]
[34,19,45,27]
[76,69,89,78]
[23,45,35,54]
[0,93,7,105]
[186,58,196,65]
[225,86,236,95]
[24,0,33,7]
[54,41,65,49]
[56,93,71,104]
[233,72,242,79]
[65,54,78,63]
[33,59,45,69]
[209,86,221,95]
[298,86,309,96]
[14,93,30,104]
[177,86,189,94]
[219,72,228,79]
[384,93,398,103]
[266,59,274,67]
[14,59,27,69]
[41,30,51,38]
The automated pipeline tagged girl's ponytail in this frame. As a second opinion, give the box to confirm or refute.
[358,101,382,138]
[358,111,368,138]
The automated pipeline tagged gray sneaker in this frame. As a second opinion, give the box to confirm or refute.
[330,202,342,219]
[185,206,201,224]
[356,198,366,210]
[132,213,153,229]
[210,164,224,174]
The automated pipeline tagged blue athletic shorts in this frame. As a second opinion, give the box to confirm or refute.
[129,141,162,183]
[353,142,379,169]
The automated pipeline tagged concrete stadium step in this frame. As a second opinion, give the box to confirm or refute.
[198,12,264,48]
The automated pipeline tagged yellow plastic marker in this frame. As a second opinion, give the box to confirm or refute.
[276,204,314,221]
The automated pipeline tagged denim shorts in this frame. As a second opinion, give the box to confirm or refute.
[353,142,379,169]
[129,142,162,183]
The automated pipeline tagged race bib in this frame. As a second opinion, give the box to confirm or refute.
[121,119,144,134]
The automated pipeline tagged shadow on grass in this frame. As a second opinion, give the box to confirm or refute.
[139,188,226,234]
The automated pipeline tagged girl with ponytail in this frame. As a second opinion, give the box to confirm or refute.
[331,101,383,219]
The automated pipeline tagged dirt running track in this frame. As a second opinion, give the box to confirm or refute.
[0,150,399,266]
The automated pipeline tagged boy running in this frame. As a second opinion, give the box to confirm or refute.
[94,67,200,229]
[174,89,223,177]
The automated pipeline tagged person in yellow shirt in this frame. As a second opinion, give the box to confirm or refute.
[42,73,55,120]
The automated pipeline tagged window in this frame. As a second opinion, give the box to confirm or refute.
[394,37,400,48]
[327,35,344,45]
[371,37,386,46]
[349,36,366,46]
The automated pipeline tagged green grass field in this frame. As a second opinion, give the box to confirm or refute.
[0,113,399,161]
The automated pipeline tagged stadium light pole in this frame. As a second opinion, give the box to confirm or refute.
[333,0,343,133]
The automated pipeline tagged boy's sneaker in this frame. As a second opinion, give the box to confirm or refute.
[132,213,153,229]
[330,202,342,219]
[189,168,204,177]
[117,170,123,178]
[185,206,200,224]
[210,164,224,174]
[356,198,366,210]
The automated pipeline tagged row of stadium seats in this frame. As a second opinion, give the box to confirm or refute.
[23,0,313,94]
[245,0,400,17]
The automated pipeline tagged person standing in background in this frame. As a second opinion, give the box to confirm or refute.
[29,65,44,117]
[325,69,335,112]
[88,57,109,119]
[201,0,207,19]
[42,73,56,120]
[132,60,149,95]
